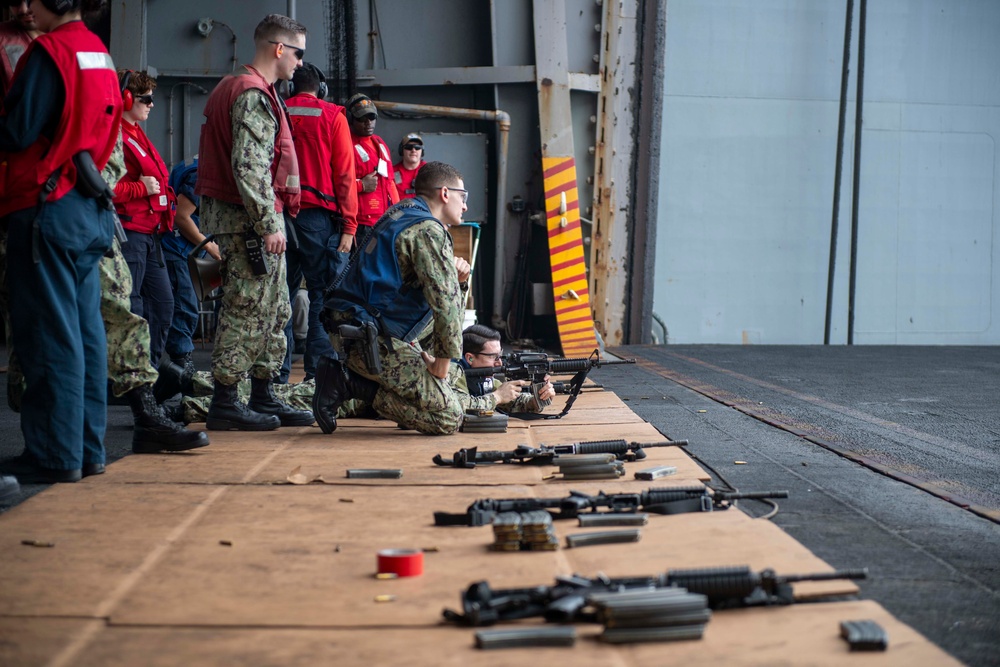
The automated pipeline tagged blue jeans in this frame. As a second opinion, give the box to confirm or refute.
[289,208,349,376]
[7,190,113,469]
[120,229,174,365]
[164,250,199,359]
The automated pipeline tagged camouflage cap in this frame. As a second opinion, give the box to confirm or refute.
[346,93,378,119]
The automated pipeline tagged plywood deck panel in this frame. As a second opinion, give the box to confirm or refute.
[103,484,855,627]
[0,383,957,666]
[0,484,223,617]
[0,600,961,667]
[247,439,708,486]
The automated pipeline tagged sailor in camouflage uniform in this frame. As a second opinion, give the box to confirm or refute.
[100,132,210,454]
[458,324,555,414]
[313,161,473,435]
[194,14,313,431]
[173,373,370,425]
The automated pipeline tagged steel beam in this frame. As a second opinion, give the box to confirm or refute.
[533,0,600,357]
[591,0,640,346]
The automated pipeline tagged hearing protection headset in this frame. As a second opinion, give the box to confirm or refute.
[289,62,328,100]
[118,70,134,112]
[40,0,77,15]
[398,134,425,158]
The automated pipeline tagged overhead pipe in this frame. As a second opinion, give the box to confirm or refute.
[287,0,296,19]
[824,0,854,345]
[372,101,511,329]
[847,0,868,345]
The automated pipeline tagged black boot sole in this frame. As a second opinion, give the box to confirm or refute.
[316,412,337,434]
[277,413,316,427]
[247,403,315,428]
[205,416,280,431]
[132,431,211,453]
[82,463,106,477]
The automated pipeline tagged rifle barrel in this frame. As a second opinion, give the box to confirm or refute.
[637,440,689,448]
[716,490,790,501]
[780,568,868,583]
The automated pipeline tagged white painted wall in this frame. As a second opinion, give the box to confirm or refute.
[654,0,1000,344]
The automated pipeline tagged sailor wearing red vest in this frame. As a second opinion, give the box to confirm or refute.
[194,13,313,431]
[113,69,175,366]
[344,93,399,227]
[393,132,426,200]
[0,0,121,483]
[284,62,357,379]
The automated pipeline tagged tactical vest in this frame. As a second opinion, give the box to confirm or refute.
[458,358,495,397]
[327,197,437,342]
[195,65,300,216]
[0,21,121,217]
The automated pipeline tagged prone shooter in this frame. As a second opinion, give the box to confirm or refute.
[462,349,636,419]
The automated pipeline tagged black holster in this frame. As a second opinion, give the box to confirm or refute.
[338,321,382,376]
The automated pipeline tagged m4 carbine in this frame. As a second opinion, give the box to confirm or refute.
[463,349,635,419]
[432,438,689,468]
[433,485,789,527]
[443,566,869,626]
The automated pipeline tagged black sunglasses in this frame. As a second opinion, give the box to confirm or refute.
[356,113,377,122]
[268,41,305,60]
[135,94,154,105]
[403,144,422,151]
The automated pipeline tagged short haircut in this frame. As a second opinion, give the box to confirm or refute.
[292,63,322,93]
[254,14,307,45]
[81,0,110,20]
[119,69,156,95]
[463,324,501,356]
[413,161,464,199]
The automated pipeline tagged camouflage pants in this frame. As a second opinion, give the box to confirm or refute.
[341,336,467,435]
[101,238,158,396]
[178,371,368,423]
[211,231,290,385]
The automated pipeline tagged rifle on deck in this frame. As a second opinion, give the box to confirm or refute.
[463,349,635,419]
[433,485,789,527]
[443,565,869,626]
[432,438,690,468]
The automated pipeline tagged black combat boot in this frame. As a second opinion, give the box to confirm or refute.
[127,385,211,453]
[152,359,196,403]
[170,352,196,377]
[206,380,280,431]
[312,356,379,434]
[248,377,315,427]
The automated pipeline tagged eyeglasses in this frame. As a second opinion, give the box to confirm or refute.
[403,144,422,151]
[135,94,154,105]
[475,352,502,361]
[269,41,305,60]
[439,186,469,204]
[356,113,377,122]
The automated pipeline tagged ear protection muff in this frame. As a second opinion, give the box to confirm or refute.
[41,0,77,15]
[307,63,328,100]
[290,63,328,100]
[398,137,424,158]
[118,70,134,112]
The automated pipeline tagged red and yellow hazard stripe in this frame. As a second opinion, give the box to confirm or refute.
[542,156,599,357]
